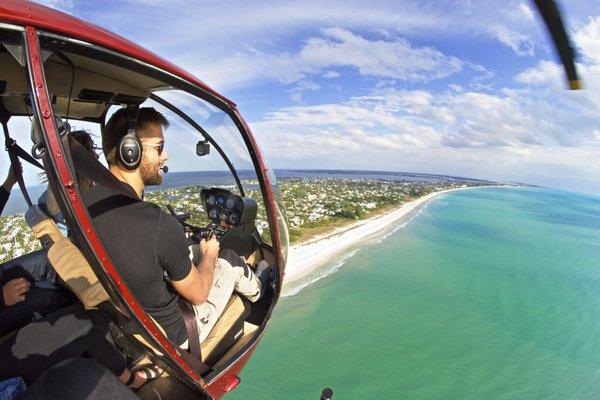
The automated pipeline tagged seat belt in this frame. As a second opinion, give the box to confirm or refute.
[65,135,140,201]
[1,121,44,207]
[178,298,202,360]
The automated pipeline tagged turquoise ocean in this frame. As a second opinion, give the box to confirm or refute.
[230,187,600,399]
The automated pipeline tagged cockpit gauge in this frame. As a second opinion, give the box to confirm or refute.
[225,195,235,210]
[207,195,216,206]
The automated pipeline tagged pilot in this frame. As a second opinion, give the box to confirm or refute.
[82,107,270,349]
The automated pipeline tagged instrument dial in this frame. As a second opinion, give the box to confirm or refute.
[207,195,216,206]
[209,209,218,219]
[225,195,235,210]
[219,213,227,222]
[229,213,239,225]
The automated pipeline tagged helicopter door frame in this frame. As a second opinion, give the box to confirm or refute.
[24,25,286,395]
[22,26,208,391]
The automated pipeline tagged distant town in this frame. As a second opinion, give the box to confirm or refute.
[0,176,503,263]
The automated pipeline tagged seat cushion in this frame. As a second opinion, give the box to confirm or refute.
[201,294,250,364]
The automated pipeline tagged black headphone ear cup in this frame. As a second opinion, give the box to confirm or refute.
[117,135,142,170]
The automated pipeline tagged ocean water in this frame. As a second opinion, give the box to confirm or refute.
[229,187,600,399]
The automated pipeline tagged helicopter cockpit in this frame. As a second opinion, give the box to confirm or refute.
[0,16,289,399]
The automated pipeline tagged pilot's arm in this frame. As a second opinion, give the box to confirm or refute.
[171,236,218,305]
[157,213,218,306]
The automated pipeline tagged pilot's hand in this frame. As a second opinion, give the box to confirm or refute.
[2,278,30,307]
[200,235,220,267]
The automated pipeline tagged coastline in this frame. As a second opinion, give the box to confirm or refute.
[283,186,479,287]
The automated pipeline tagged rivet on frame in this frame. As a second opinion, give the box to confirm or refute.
[32,55,38,61]
[42,110,51,118]
[37,83,43,88]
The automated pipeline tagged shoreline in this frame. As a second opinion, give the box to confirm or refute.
[283,186,484,287]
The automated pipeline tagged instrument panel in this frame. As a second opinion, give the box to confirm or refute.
[201,188,257,227]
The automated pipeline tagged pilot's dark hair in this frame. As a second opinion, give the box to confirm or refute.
[102,107,169,165]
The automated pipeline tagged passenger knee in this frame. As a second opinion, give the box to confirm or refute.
[218,248,242,268]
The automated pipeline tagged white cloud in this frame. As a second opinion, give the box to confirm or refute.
[197,28,463,90]
[574,16,600,64]
[251,81,600,191]
[287,80,321,103]
[323,70,340,79]
[505,2,535,23]
[514,60,563,87]
[489,24,535,56]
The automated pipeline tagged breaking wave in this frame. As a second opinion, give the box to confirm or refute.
[376,202,430,243]
[282,249,360,297]
[282,200,433,297]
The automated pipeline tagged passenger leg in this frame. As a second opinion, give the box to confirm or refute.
[219,248,263,302]
[189,247,265,342]
[0,249,54,284]
[0,249,74,336]
[0,286,71,336]
[0,304,127,385]
[20,357,138,400]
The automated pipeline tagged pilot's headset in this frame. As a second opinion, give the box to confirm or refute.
[115,105,142,170]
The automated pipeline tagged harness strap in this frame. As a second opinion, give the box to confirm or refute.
[178,298,202,360]
[2,122,41,208]
[66,135,140,201]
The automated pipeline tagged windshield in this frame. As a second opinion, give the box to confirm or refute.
[149,89,273,243]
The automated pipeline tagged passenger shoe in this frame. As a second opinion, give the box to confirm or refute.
[127,364,163,391]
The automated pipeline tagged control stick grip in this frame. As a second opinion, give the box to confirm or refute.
[195,227,214,239]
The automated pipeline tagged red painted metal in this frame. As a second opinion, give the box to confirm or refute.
[208,346,258,399]
[2,0,235,107]
[24,26,203,384]
[223,375,241,393]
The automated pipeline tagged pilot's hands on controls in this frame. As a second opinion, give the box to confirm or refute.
[2,162,22,192]
[200,234,220,266]
[2,278,30,307]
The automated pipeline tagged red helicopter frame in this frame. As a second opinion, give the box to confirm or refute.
[0,1,289,398]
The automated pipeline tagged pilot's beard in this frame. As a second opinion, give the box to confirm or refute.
[139,156,162,186]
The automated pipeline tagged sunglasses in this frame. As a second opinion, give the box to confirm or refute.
[142,141,165,155]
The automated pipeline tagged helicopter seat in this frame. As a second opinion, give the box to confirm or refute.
[26,207,110,309]
[25,205,251,366]
[200,294,250,365]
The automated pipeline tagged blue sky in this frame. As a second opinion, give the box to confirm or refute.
[26,1,600,194]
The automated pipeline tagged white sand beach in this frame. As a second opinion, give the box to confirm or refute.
[283,187,471,286]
